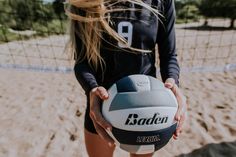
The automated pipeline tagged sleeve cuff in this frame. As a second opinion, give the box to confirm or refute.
[166,75,179,87]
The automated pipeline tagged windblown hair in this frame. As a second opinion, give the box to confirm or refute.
[66,0,161,71]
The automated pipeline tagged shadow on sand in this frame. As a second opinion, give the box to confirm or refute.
[176,141,236,157]
[182,25,236,31]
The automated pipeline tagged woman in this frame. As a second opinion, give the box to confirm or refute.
[67,0,187,157]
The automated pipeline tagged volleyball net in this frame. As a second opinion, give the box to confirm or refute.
[0,0,235,73]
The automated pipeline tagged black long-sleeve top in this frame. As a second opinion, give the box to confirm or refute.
[74,0,180,95]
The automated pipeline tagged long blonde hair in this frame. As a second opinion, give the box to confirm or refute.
[66,0,161,71]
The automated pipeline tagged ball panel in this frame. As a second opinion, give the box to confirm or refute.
[120,144,155,155]
[104,107,177,131]
[102,84,117,118]
[119,144,142,154]
[116,76,138,93]
[112,123,177,146]
[148,76,165,90]
[116,75,151,92]
[135,145,155,155]
[165,88,179,106]
[101,74,179,154]
[108,90,178,112]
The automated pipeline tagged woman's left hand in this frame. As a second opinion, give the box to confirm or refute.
[164,78,187,140]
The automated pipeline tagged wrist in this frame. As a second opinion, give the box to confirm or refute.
[166,77,180,87]
[89,87,98,98]
[165,78,176,84]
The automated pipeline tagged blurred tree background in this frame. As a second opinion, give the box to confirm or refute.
[0,0,67,42]
[0,0,235,43]
[175,0,200,23]
[198,0,236,28]
[175,0,236,28]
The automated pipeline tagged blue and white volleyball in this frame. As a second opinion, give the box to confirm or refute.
[102,74,178,154]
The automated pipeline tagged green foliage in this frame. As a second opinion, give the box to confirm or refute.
[177,4,199,21]
[198,0,236,18]
[0,26,30,43]
[32,19,67,36]
[47,19,67,34]
[53,0,67,20]
[198,0,236,27]
[175,0,200,23]
[0,0,68,43]
[6,0,56,30]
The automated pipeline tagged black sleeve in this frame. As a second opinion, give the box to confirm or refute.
[74,27,98,95]
[157,0,180,85]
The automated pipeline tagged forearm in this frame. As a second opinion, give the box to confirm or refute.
[157,0,180,85]
[159,53,180,85]
[74,62,98,95]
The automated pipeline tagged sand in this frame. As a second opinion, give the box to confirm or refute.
[0,69,235,157]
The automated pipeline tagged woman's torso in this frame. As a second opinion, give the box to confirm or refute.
[96,0,162,89]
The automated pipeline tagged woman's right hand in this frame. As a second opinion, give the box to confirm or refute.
[89,86,115,146]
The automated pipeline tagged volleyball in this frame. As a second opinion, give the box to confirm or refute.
[102,74,178,154]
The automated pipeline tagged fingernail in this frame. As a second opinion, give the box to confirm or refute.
[107,127,112,131]
[175,117,179,121]
[173,136,177,140]
[108,142,114,147]
[177,132,180,136]
[177,116,180,121]
[165,84,171,88]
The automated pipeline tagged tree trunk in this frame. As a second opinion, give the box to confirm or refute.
[203,19,208,27]
[230,18,235,28]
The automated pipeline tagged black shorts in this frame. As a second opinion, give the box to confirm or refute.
[84,96,98,134]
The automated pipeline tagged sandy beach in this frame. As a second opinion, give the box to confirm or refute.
[0,18,236,157]
[0,68,235,157]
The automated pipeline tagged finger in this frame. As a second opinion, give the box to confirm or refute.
[165,82,173,89]
[173,88,187,122]
[90,103,112,131]
[176,95,187,122]
[164,78,175,89]
[177,112,186,130]
[173,112,186,140]
[173,133,178,140]
[174,127,182,136]
[173,130,179,140]
[173,123,183,139]
[164,78,185,121]
[94,110,112,130]
[173,129,182,140]
[96,87,109,100]
[175,125,182,135]
[173,136,178,140]
[92,119,115,146]
[164,79,182,121]
[171,85,183,121]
